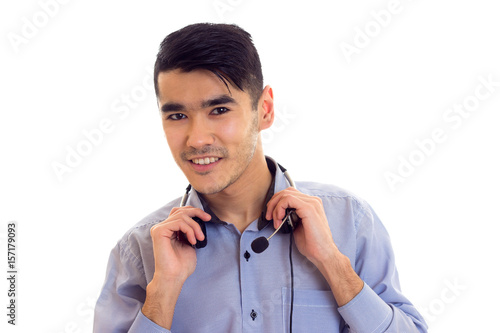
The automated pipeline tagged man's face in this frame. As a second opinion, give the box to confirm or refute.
[157,69,261,195]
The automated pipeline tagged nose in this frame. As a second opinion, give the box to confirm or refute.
[186,115,215,149]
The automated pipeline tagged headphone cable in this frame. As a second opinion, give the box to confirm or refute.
[289,231,294,333]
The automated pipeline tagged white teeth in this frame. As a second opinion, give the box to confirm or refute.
[192,157,219,165]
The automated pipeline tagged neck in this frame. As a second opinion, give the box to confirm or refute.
[202,150,272,233]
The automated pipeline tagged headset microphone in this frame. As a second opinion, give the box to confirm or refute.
[251,164,301,254]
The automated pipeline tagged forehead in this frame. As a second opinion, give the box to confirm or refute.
[157,69,251,108]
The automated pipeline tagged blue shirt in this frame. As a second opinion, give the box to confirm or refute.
[94,157,427,332]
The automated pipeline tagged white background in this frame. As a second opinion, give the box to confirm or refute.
[1,0,499,331]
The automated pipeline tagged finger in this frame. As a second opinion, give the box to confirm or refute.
[152,207,211,246]
[167,219,200,246]
[180,215,206,242]
[271,195,307,229]
[157,207,211,234]
[152,217,201,246]
[169,206,212,222]
[265,187,298,220]
[176,221,199,245]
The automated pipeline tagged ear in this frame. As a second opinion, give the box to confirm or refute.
[258,85,274,131]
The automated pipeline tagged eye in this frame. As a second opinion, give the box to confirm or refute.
[211,107,229,115]
[167,113,187,120]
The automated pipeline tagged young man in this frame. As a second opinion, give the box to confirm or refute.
[94,23,427,332]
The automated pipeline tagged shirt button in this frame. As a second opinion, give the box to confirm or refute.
[250,309,257,321]
[244,251,251,262]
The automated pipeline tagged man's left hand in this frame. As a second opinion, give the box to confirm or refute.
[265,187,338,267]
[266,187,364,307]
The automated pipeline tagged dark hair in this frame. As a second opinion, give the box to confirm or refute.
[154,23,264,109]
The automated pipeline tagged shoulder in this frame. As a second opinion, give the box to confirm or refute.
[296,181,375,229]
[297,181,370,211]
[116,197,182,257]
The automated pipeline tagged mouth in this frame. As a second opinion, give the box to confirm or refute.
[191,157,220,165]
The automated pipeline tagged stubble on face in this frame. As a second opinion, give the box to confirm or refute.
[184,110,260,195]
[159,69,263,196]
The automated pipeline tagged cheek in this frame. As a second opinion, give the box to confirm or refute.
[163,126,183,153]
[216,115,257,145]
[217,119,240,141]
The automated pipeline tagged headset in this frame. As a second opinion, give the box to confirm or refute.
[179,163,300,332]
[179,164,301,250]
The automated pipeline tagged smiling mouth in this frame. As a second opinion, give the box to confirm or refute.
[191,157,220,165]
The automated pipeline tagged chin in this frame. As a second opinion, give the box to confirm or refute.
[192,183,224,195]
[191,173,238,195]
[186,174,220,194]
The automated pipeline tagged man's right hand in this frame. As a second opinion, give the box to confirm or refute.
[142,206,211,329]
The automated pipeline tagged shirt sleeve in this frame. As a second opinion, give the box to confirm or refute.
[93,240,169,333]
[338,201,428,333]
[129,311,171,332]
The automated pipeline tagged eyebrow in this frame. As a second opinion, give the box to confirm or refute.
[201,95,237,108]
[160,102,184,113]
[160,95,237,113]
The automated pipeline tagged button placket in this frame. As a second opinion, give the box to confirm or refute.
[241,227,265,331]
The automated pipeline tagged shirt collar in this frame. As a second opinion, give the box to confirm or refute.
[184,156,289,231]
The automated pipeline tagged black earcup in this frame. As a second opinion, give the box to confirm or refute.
[280,209,301,234]
[192,217,207,248]
[179,217,207,248]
